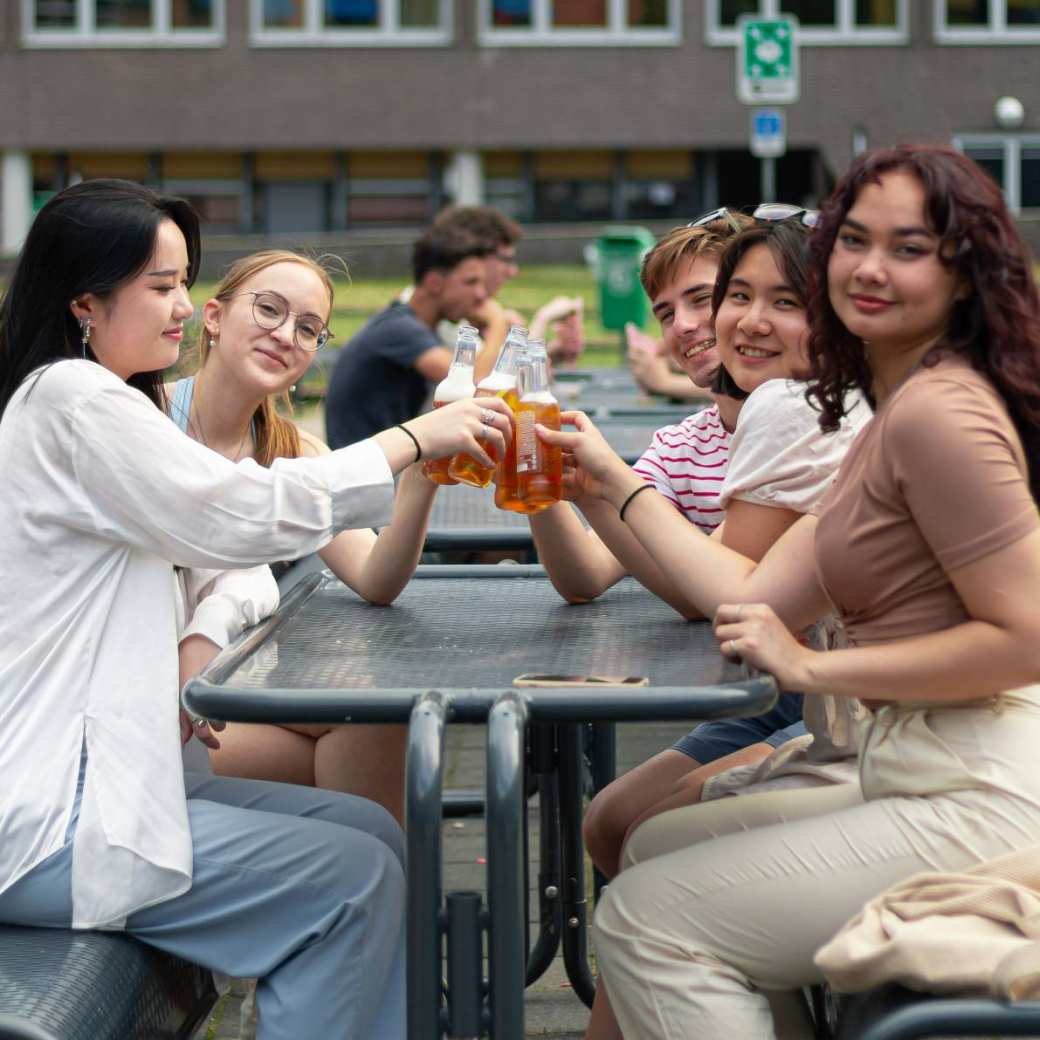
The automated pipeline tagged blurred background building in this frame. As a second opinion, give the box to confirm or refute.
[1,1,1038,268]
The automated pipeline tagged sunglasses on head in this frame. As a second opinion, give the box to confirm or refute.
[687,203,820,230]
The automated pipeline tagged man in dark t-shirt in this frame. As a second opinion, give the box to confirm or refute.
[325,226,489,448]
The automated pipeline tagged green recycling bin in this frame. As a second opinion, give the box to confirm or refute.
[587,225,658,332]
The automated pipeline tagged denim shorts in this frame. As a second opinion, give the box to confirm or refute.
[672,691,806,763]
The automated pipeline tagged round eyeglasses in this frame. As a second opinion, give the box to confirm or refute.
[234,290,331,352]
[687,203,819,230]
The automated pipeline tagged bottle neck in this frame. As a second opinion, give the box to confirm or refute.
[521,354,550,397]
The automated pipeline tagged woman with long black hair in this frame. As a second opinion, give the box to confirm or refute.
[0,179,513,1040]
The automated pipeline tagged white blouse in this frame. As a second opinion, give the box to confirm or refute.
[0,360,394,929]
[720,379,871,513]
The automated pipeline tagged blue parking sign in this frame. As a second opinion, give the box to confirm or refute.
[750,108,786,159]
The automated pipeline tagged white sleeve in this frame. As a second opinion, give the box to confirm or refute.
[179,565,280,649]
[720,380,861,514]
[47,365,395,569]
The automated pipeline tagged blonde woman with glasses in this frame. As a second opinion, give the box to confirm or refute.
[170,249,505,823]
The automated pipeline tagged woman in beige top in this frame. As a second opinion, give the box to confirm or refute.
[540,144,1040,1039]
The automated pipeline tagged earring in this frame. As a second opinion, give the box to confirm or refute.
[208,337,215,349]
[79,317,93,359]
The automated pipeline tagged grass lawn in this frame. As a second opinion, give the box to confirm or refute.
[184,264,641,369]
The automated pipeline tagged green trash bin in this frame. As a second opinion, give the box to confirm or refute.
[587,225,658,336]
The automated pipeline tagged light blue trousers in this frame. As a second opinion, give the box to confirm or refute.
[0,768,406,1040]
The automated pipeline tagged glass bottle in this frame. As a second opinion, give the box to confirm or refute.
[513,338,562,513]
[421,323,479,485]
[448,324,528,488]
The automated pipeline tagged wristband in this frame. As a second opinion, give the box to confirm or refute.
[618,483,654,523]
[395,424,423,463]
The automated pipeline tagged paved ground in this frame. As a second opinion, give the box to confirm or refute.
[193,719,693,1040]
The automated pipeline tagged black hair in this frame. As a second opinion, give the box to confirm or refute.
[412,225,491,284]
[709,219,813,399]
[0,178,201,419]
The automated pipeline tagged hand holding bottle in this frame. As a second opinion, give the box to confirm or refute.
[534,410,632,504]
[407,396,513,470]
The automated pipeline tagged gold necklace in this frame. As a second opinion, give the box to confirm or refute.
[190,379,254,463]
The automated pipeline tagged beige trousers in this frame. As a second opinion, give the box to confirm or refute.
[593,691,1040,1040]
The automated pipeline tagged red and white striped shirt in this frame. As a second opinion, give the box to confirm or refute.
[631,405,730,534]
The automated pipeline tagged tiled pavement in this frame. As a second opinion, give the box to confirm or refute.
[194,719,694,1040]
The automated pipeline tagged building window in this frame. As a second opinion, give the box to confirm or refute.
[955,134,1040,212]
[24,0,224,44]
[936,0,1040,42]
[481,0,679,45]
[706,0,907,44]
[252,0,450,44]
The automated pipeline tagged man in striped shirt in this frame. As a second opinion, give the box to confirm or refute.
[529,222,743,617]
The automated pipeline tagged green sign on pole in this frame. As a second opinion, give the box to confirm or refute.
[736,15,799,105]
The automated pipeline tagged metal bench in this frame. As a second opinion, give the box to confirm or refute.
[0,925,215,1040]
[835,983,1040,1040]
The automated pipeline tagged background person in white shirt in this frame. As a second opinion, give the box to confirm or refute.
[0,179,512,1040]
[170,248,455,824]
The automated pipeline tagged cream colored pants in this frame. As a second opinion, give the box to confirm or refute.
[594,692,1040,1040]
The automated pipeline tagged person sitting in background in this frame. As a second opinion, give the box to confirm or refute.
[325,224,489,448]
[426,205,585,378]
[171,248,483,823]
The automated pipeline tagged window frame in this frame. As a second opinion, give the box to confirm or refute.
[934,0,1040,44]
[954,132,1040,213]
[478,0,681,47]
[23,0,226,47]
[705,0,909,46]
[250,0,452,46]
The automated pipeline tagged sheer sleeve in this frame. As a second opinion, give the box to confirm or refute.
[38,362,395,569]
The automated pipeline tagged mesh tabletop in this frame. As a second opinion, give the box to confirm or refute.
[219,572,740,694]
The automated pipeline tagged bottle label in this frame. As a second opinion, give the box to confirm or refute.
[516,411,539,474]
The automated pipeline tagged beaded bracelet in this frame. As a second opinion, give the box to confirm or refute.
[395,424,423,463]
[618,484,653,523]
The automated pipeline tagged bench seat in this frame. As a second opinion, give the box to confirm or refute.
[0,926,214,1040]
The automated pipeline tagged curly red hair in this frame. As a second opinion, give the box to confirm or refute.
[806,143,1040,498]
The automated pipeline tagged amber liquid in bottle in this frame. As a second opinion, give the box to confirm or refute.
[448,378,512,488]
[514,398,563,511]
[421,401,458,485]
[493,385,533,513]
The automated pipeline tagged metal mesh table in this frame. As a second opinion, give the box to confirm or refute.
[184,567,776,1040]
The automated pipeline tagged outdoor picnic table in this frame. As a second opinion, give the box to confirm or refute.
[183,565,777,1040]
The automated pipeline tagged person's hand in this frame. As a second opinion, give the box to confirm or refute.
[713,603,814,690]
[407,395,513,468]
[628,347,672,395]
[549,308,585,365]
[530,296,582,341]
[625,322,663,357]
[535,410,634,503]
[179,708,224,749]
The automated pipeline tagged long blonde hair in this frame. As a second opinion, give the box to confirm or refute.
[198,250,343,466]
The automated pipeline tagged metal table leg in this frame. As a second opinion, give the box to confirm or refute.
[526,724,562,985]
[557,723,596,1007]
[486,692,529,1040]
[407,691,449,1040]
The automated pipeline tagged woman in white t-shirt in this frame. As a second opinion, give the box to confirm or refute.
[545,216,868,1040]
[0,179,513,1040]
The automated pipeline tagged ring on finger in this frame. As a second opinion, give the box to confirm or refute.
[480,408,496,426]
[725,640,738,657]
[477,422,488,442]
[735,604,743,619]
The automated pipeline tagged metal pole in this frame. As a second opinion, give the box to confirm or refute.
[486,692,529,1040]
[407,691,449,1040]
[761,156,777,203]
[558,723,596,1006]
